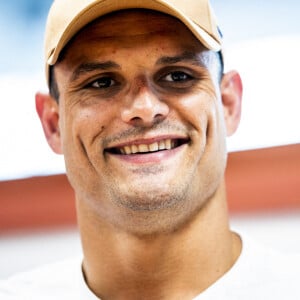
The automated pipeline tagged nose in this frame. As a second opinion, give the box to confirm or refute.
[121,86,169,126]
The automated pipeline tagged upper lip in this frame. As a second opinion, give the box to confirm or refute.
[105,135,190,155]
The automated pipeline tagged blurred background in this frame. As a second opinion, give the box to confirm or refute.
[0,0,299,279]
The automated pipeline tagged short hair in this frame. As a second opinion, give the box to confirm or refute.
[49,66,60,101]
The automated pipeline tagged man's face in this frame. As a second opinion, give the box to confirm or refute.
[51,10,231,234]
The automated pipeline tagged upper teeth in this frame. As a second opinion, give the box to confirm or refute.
[120,139,175,155]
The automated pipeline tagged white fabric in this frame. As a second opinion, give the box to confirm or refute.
[1,234,300,299]
[194,234,300,299]
[0,257,97,300]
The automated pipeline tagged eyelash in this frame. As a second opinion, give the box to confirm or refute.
[161,71,193,82]
[89,77,116,89]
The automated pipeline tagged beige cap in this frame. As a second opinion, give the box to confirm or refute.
[45,0,222,84]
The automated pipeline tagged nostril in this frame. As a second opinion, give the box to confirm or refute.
[131,116,142,122]
[128,116,146,127]
[129,114,167,127]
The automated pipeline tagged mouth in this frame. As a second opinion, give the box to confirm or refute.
[105,138,189,155]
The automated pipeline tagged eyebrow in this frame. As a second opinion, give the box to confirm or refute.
[70,52,206,82]
[156,51,206,67]
[70,61,121,82]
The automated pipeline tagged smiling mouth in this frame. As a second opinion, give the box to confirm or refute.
[106,138,189,155]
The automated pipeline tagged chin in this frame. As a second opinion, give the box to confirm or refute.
[114,200,204,237]
[111,183,187,211]
[106,185,203,236]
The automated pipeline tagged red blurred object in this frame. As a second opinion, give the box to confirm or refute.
[0,144,299,233]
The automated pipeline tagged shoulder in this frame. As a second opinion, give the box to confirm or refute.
[240,233,300,274]
[227,233,300,298]
[196,233,300,300]
[0,257,89,300]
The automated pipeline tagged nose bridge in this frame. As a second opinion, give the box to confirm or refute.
[121,76,169,125]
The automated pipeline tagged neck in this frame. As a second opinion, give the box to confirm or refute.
[77,182,241,300]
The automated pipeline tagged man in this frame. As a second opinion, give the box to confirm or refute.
[1,0,299,299]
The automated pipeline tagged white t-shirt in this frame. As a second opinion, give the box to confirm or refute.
[1,234,300,299]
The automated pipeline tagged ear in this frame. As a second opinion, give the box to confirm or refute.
[35,92,62,154]
[220,70,243,136]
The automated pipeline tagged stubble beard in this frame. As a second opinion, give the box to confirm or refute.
[105,166,209,236]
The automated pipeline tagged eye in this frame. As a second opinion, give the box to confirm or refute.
[163,71,192,82]
[90,77,116,89]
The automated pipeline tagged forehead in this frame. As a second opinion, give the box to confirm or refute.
[82,9,192,37]
[59,9,206,61]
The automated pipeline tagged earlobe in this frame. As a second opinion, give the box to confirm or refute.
[35,92,63,154]
[221,71,243,136]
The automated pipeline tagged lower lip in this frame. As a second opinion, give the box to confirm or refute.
[107,144,186,164]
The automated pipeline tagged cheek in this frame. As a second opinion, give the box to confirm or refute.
[171,91,226,159]
[171,92,215,132]
[59,103,113,187]
[59,102,111,158]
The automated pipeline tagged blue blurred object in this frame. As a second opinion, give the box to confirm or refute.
[0,0,52,73]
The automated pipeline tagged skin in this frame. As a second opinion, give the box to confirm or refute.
[36,10,243,300]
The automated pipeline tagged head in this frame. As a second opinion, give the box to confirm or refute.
[36,0,242,236]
